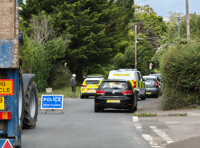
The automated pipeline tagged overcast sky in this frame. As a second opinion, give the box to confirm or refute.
[135,0,200,20]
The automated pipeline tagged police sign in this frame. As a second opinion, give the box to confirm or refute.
[41,95,63,109]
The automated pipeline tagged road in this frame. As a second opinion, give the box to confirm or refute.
[21,97,154,148]
[138,116,200,148]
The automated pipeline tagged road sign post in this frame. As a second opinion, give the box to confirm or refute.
[41,95,64,114]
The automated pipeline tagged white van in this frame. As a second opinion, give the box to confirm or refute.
[108,70,146,100]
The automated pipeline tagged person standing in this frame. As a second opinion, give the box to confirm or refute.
[70,74,76,98]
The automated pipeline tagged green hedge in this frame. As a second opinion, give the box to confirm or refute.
[160,41,200,109]
[103,71,109,79]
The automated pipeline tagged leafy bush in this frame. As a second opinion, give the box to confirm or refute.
[48,64,71,89]
[103,71,109,79]
[87,64,105,75]
[29,40,51,92]
[152,38,188,69]
[160,41,200,109]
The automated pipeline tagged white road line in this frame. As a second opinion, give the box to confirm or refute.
[187,112,200,116]
[135,123,143,131]
[142,134,161,148]
[150,126,174,144]
[132,116,139,122]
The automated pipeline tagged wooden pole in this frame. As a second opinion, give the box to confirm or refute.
[135,25,137,69]
[186,0,190,40]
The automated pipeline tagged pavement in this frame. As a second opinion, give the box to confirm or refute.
[135,97,200,117]
[135,97,200,148]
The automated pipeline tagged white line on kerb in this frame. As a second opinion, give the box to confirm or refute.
[132,116,139,122]
[142,134,161,148]
[150,126,174,144]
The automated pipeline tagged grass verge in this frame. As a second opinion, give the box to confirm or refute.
[133,113,157,117]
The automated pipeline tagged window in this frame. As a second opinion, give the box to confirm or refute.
[137,72,141,80]
[100,81,128,89]
[85,80,100,84]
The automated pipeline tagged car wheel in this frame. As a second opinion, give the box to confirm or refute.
[86,96,89,98]
[134,101,138,112]
[94,106,100,112]
[156,94,159,98]
[129,105,134,113]
[135,93,139,101]
[141,97,146,100]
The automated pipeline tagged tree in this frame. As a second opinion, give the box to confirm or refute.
[133,5,167,48]
[51,0,134,81]
[112,34,155,75]
[20,0,134,82]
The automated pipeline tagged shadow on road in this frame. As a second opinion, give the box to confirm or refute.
[98,109,132,113]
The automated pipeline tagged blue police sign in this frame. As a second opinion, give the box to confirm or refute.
[41,95,63,109]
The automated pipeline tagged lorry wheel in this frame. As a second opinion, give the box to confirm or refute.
[23,81,38,129]
[19,71,25,129]
[141,97,146,100]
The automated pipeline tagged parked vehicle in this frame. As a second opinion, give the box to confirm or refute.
[80,76,104,99]
[143,76,160,98]
[149,73,163,92]
[0,1,38,147]
[149,73,162,81]
[108,69,146,100]
[94,79,137,113]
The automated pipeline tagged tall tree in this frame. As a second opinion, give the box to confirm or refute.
[20,0,134,81]
[52,0,134,81]
[133,5,167,48]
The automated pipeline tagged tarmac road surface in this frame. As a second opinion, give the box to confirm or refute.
[21,97,153,148]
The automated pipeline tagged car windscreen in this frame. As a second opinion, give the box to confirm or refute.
[85,80,100,84]
[144,78,156,87]
[100,81,128,89]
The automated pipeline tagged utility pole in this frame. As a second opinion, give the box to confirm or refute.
[135,25,137,69]
[178,17,180,37]
[175,16,181,37]
[186,0,190,40]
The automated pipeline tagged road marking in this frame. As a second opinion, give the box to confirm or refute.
[135,123,143,131]
[132,117,162,147]
[132,116,139,122]
[187,112,200,116]
[142,134,161,147]
[150,126,174,144]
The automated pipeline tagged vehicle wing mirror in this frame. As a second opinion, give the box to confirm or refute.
[19,32,24,46]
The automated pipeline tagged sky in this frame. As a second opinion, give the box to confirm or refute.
[135,0,200,21]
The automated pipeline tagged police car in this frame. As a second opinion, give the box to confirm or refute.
[80,76,104,99]
[108,69,146,100]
